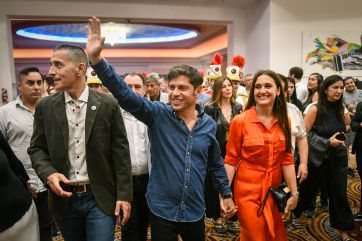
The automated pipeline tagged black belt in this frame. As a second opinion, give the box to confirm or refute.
[132,174,149,180]
[69,184,91,193]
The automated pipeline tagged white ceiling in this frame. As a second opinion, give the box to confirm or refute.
[1,0,257,8]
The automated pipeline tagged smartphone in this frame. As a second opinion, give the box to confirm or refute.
[335,132,347,141]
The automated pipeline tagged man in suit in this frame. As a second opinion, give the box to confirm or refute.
[28,44,132,241]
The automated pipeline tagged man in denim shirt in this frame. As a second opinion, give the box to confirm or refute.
[87,17,236,241]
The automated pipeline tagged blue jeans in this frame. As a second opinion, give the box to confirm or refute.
[58,191,116,241]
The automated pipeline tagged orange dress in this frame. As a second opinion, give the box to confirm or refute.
[225,107,294,241]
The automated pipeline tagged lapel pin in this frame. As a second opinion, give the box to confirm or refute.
[91,106,96,110]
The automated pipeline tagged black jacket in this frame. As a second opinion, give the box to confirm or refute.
[204,103,242,157]
[0,131,31,232]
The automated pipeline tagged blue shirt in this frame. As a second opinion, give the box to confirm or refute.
[196,92,211,111]
[92,59,231,222]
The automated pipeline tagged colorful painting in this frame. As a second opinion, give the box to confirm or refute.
[303,31,362,77]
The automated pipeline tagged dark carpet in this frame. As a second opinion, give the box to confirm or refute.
[53,156,362,241]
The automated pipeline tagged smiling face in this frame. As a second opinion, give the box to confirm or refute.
[168,75,200,113]
[326,80,344,102]
[344,78,356,92]
[254,74,280,108]
[307,74,319,92]
[18,71,43,104]
[48,49,85,92]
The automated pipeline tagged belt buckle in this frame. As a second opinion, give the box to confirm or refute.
[75,184,87,193]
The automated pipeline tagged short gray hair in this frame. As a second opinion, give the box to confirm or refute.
[145,72,160,85]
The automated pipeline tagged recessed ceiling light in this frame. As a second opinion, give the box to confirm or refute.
[16,22,198,45]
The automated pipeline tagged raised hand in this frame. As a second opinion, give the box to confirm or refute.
[86,16,105,64]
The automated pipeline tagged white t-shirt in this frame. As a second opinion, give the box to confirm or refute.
[295,81,308,105]
[287,103,306,152]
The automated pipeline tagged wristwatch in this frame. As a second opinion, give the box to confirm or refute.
[223,193,233,199]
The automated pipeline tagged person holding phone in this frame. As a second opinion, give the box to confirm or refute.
[293,75,354,241]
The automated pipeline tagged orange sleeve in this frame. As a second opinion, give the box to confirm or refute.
[224,114,244,166]
[281,151,294,166]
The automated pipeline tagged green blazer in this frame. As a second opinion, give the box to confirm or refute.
[28,88,132,220]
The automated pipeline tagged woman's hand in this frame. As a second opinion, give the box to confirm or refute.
[329,132,345,147]
[219,195,238,219]
[284,194,298,215]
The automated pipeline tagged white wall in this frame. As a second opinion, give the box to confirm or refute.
[2,0,360,103]
[270,0,362,78]
[0,13,16,102]
[0,0,248,102]
[243,0,270,75]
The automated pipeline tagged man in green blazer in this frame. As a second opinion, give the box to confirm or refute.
[28,44,132,241]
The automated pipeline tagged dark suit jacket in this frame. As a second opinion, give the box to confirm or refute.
[28,88,132,220]
[0,131,29,187]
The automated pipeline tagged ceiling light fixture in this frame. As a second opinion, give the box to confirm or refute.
[16,22,198,45]
[102,22,128,46]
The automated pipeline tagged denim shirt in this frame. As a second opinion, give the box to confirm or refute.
[92,59,231,222]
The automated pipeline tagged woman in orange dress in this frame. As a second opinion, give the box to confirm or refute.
[224,70,299,241]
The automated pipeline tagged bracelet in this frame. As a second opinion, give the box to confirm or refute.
[291,191,299,197]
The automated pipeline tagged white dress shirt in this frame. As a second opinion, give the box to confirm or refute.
[65,86,89,183]
[0,96,46,192]
[122,109,151,176]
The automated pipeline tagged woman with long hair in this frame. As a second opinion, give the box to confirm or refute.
[278,74,308,183]
[204,76,242,232]
[224,70,298,240]
[287,77,303,111]
[293,75,355,241]
[303,73,323,111]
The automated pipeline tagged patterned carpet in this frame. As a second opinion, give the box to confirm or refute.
[53,156,362,241]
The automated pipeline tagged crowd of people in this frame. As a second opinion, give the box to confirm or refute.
[1,16,362,241]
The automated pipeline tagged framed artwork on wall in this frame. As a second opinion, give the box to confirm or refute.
[302,31,362,77]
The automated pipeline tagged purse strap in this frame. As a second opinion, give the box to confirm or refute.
[257,187,272,217]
